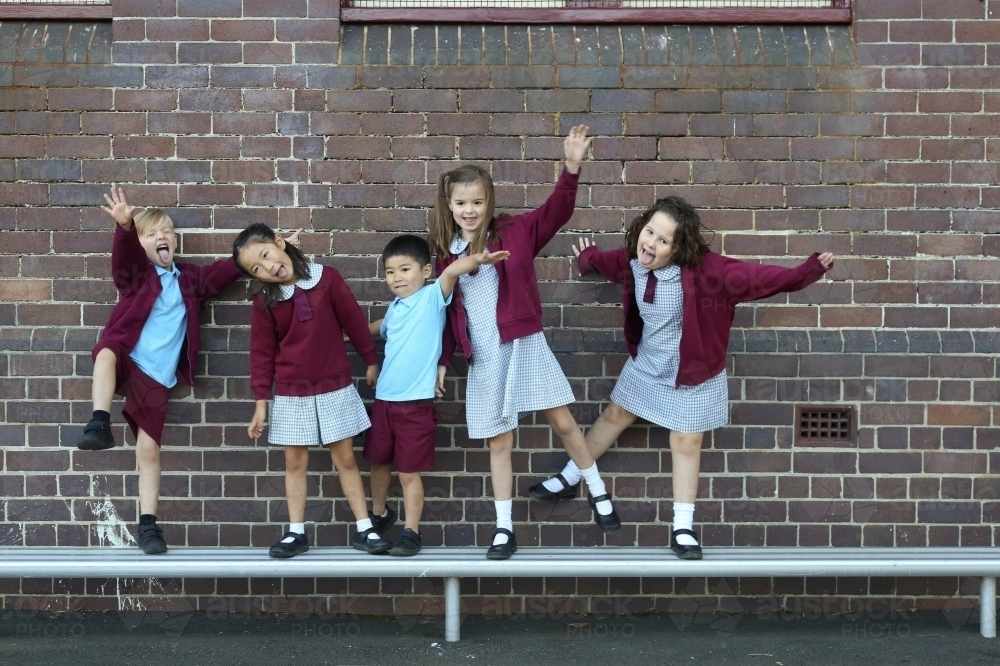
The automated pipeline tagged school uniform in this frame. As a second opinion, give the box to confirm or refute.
[363,283,451,473]
[437,167,581,440]
[93,223,241,444]
[249,263,378,446]
[578,246,832,421]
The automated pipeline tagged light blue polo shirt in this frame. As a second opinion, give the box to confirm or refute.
[376,283,451,402]
[129,264,187,389]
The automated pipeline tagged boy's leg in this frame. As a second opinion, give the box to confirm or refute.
[92,347,117,413]
[77,347,120,450]
[399,472,424,531]
[135,428,167,554]
[369,463,393,517]
[136,428,161,516]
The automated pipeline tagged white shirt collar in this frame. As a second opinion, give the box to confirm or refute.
[631,258,679,280]
[277,263,323,301]
[449,234,470,255]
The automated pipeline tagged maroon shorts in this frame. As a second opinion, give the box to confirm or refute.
[93,340,170,446]
[363,399,437,473]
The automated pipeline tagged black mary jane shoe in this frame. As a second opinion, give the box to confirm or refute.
[353,527,392,554]
[486,528,517,560]
[670,528,703,561]
[269,532,309,559]
[587,492,621,534]
[528,473,577,503]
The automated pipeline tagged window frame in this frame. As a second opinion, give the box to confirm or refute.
[340,0,853,24]
[0,1,111,20]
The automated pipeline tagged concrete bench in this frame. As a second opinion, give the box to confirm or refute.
[1,546,997,641]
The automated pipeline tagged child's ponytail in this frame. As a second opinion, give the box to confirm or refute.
[429,165,496,260]
[232,223,312,309]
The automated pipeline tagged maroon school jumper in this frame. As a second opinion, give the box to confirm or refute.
[438,166,580,365]
[249,265,377,400]
[578,246,832,387]
[93,223,241,442]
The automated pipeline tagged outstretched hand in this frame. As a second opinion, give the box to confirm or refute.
[100,187,137,229]
[471,250,510,266]
[571,237,595,258]
[563,125,591,174]
[818,252,834,270]
[284,228,304,247]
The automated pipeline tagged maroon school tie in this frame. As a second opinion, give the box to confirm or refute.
[292,287,313,322]
[643,271,657,304]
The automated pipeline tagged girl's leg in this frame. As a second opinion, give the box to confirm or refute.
[328,437,370,521]
[283,445,310,524]
[543,405,615,518]
[489,430,515,545]
[543,401,637,492]
[369,463,393,517]
[669,430,704,546]
[398,472,424,532]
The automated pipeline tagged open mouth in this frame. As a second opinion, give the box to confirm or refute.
[156,244,170,264]
[275,265,287,279]
[639,249,656,267]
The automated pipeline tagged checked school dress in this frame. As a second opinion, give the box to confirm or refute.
[610,260,729,434]
[452,235,576,440]
[266,264,371,446]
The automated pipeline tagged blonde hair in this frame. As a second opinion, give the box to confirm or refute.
[429,165,496,259]
[133,208,174,237]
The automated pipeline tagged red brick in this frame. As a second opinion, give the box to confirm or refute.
[115,90,177,111]
[147,18,210,41]
[928,406,991,427]
[177,137,241,159]
[113,136,175,159]
[0,136,44,158]
[212,19,275,41]
[918,234,981,256]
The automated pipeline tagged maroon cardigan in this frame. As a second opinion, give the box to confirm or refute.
[578,246,832,387]
[438,167,580,365]
[95,223,241,386]
[250,266,378,399]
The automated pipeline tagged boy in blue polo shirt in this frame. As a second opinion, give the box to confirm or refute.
[364,235,508,556]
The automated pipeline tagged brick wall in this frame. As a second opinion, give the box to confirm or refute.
[0,0,998,617]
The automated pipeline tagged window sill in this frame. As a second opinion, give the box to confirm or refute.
[0,3,112,20]
[341,7,852,23]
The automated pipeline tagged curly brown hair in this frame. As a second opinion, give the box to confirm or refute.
[624,196,712,268]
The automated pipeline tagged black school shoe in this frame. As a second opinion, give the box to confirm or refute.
[76,419,116,451]
[671,528,703,560]
[528,473,577,503]
[352,527,391,554]
[370,506,397,535]
[137,523,168,555]
[486,528,517,560]
[587,492,621,534]
[269,532,309,559]
[389,528,422,557]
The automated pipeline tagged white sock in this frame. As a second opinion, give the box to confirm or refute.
[542,459,581,492]
[357,517,379,540]
[381,508,390,518]
[579,463,612,516]
[493,499,513,545]
[281,522,305,543]
[672,502,697,546]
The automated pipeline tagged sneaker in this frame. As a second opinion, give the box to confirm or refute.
[370,506,397,535]
[352,527,391,554]
[269,531,309,559]
[389,528,421,557]
[137,522,167,555]
[76,419,116,451]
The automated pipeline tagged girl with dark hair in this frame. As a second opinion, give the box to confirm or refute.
[233,223,390,559]
[430,126,621,560]
[529,197,835,560]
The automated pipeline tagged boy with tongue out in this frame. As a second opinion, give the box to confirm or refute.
[76,187,299,555]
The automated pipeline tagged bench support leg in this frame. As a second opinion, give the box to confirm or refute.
[982,577,996,638]
[445,576,460,642]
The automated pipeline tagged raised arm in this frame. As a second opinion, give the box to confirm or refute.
[438,250,510,299]
[722,252,834,304]
[575,240,631,285]
[104,187,147,292]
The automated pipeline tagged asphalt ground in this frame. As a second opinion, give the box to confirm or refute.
[2,608,999,665]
